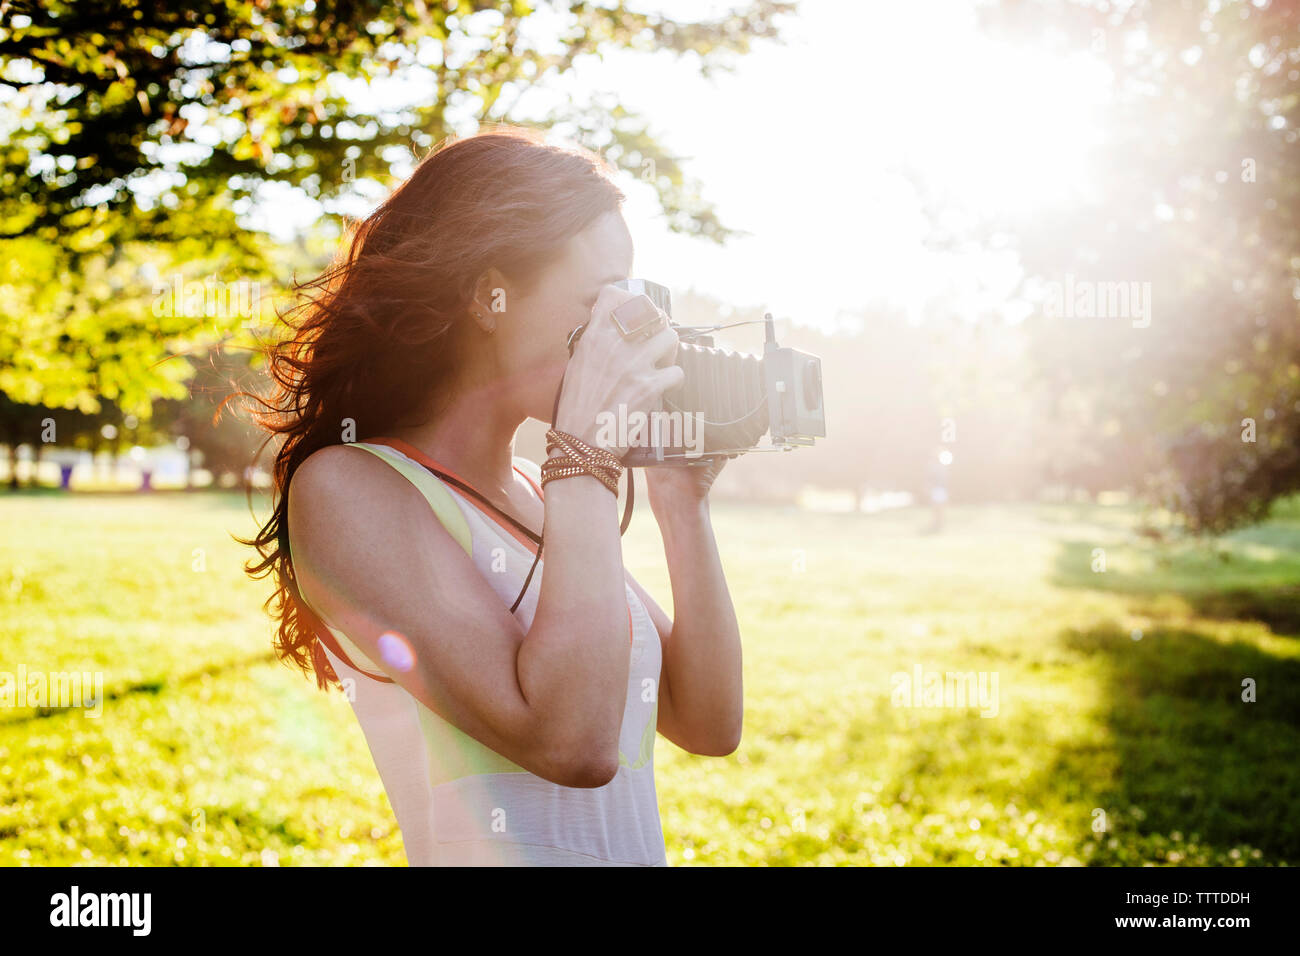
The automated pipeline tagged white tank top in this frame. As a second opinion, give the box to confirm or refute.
[299,438,667,866]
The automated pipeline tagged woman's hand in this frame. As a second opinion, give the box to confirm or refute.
[553,286,682,458]
[645,454,731,521]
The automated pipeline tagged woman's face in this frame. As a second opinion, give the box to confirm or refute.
[491,208,635,423]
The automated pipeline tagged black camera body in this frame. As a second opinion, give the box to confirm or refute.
[599,279,826,466]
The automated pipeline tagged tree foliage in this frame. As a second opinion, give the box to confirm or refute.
[980,0,1300,532]
[0,0,794,425]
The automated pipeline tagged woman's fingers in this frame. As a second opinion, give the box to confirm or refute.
[625,365,686,446]
[638,319,679,367]
[609,293,661,337]
[650,362,686,395]
[557,283,684,454]
[589,288,672,350]
[587,286,643,344]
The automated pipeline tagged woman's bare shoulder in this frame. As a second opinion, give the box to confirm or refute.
[294,442,392,491]
[288,443,429,546]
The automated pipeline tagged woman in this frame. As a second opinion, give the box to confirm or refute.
[244,127,743,866]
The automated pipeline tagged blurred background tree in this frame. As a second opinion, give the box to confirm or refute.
[978,0,1300,532]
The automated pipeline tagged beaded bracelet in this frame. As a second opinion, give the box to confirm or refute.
[541,428,623,494]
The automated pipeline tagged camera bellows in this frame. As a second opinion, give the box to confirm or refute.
[609,279,825,465]
[664,342,769,455]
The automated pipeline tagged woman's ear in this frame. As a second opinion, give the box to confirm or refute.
[469,268,511,334]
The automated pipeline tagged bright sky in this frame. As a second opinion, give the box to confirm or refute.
[254,0,1113,334]
[541,0,1113,332]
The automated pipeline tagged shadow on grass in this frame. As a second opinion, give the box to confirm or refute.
[1186,587,1300,637]
[0,650,278,726]
[1045,620,1300,862]
[1048,534,1300,859]
[814,619,1300,863]
[1052,538,1300,637]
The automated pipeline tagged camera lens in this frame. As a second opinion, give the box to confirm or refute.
[803,358,822,411]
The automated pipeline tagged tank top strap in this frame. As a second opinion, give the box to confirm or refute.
[347,441,474,556]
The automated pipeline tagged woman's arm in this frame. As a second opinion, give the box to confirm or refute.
[634,462,743,756]
[290,446,627,788]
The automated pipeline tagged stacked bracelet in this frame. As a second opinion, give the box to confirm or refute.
[542,429,623,494]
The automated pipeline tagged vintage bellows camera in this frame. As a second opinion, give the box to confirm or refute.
[601,279,826,466]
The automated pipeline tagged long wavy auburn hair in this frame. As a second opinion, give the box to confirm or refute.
[241,126,626,691]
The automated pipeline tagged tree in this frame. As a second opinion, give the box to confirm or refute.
[0,0,795,432]
[981,0,1300,532]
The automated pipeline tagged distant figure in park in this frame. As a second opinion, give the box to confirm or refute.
[923,447,952,534]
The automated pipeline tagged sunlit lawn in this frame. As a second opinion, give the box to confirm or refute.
[2,489,1297,865]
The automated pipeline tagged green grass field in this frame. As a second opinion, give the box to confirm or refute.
[2,490,1298,866]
